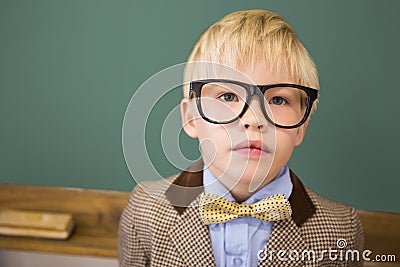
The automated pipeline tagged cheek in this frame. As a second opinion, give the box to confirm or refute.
[274,129,299,160]
[198,138,217,164]
[196,123,231,162]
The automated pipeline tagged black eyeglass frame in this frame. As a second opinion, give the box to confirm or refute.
[189,79,319,129]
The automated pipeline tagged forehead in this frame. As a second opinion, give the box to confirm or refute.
[236,59,297,85]
[185,58,297,83]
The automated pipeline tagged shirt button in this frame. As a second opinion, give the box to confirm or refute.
[233,257,243,266]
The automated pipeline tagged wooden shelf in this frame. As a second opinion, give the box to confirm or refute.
[0,183,129,258]
[0,183,398,266]
[358,209,400,267]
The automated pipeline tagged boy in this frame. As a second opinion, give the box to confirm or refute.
[119,10,364,266]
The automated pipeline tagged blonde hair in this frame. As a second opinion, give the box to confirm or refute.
[183,9,319,114]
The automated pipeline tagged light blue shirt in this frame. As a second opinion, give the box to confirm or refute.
[203,165,293,267]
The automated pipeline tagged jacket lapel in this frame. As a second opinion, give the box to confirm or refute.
[169,195,216,267]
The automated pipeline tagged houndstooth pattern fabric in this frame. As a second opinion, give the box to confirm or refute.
[118,172,364,267]
[118,175,215,267]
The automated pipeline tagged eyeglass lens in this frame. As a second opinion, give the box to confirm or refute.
[199,82,308,127]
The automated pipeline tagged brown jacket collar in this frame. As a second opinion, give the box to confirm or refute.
[165,161,316,227]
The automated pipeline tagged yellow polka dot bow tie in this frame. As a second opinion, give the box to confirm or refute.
[199,193,292,225]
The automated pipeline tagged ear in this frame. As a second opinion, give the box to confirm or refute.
[294,119,310,147]
[180,99,198,138]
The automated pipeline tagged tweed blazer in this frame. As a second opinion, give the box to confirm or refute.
[118,165,364,267]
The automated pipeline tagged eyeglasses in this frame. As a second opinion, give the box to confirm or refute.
[189,79,319,129]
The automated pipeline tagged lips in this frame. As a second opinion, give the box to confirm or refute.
[233,140,270,157]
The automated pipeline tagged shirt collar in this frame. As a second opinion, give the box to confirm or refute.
[203,165,293,204]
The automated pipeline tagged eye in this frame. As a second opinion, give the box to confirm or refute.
[269,96,288,105]
[219,93,239,102]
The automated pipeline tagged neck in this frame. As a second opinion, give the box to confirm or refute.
[228,178,273,203]
[207,165,279,203]
[229,184,254,203]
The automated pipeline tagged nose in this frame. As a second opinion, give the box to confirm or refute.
[240,95,268,131]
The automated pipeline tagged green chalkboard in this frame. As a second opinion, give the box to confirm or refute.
[1,0,399,213]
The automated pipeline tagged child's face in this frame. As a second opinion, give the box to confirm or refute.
[181,61,309,193]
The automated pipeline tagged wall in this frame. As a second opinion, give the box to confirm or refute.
[0,0,399,212]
